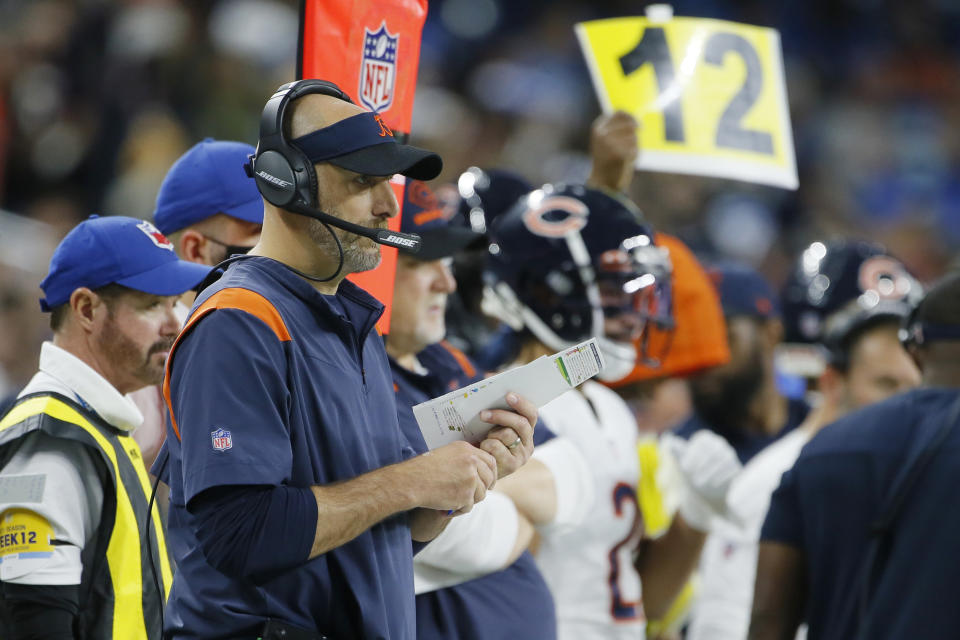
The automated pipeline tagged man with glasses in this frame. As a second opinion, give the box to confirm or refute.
[131,139,265,463]
[153,138,264,280]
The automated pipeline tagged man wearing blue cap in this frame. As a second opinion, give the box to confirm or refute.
[0,215,210,639]
[130,139,264,465]
[674,264,811,464]
[153,138,263,274]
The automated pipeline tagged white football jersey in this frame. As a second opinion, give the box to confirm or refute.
[688,427,811,640]
[536,381,646,640]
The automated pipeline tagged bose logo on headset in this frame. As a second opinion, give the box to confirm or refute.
[256,170,294,189]
[382,234,418,248]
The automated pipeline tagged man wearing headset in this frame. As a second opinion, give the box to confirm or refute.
[157,80,538,640]
[749,272,960,640]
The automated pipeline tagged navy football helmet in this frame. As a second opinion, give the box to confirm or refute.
[483,184,673,381]
[779,239,922,374]
[456,167,533,235]
[435,167,534,365]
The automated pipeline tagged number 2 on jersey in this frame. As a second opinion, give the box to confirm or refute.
[608,482,645,621]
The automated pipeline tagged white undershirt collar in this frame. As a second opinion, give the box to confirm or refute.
[32,342,144,432]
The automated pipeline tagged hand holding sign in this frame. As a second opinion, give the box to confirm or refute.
[587,110,640,192]
[576,9,797,189]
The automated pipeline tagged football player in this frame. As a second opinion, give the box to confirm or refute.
[751,273,960,639]
[690,240,923,640]
[488,184,742,639]
[440,166,533,370]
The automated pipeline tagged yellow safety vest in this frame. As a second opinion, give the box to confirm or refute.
[0,393,172,639]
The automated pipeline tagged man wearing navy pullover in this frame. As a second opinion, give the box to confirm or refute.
[158,80,538,639]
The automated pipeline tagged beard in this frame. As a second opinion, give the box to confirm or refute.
[689,346,765,436]
[97,312,174,389]
[307,202,383,274]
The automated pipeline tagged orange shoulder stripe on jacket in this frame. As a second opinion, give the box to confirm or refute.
[163,288,291,441]
[439,340,477,379]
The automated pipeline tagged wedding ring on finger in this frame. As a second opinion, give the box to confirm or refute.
[507,437,522,450]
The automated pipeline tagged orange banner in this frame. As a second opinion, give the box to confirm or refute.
[299,0,429,333]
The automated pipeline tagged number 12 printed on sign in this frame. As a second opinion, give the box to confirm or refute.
[576,16,798,189]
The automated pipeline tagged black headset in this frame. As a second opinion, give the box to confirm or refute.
[248,79,353,209]
[244,79,421,264]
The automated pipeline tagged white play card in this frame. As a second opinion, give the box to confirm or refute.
[414,338,605,449]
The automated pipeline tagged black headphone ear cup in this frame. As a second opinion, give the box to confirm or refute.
[289,144,318,208]
[253,78,353,209]
[252,150,298,208]
[305,163,319,208]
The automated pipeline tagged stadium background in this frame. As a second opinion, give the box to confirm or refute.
[1,0,958,398]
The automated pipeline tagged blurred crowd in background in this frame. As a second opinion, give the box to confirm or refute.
[1,0,959,399]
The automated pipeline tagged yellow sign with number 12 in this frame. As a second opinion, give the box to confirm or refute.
[576,15,797,190]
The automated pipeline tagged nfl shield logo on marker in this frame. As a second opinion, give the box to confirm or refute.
[359,21,398,113]
[211,428,233,452]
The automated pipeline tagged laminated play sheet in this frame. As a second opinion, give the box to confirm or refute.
[414,338,605,449]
